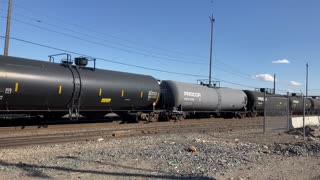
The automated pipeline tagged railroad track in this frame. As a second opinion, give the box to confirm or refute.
[0,116,262,133]
[0,117,263,148]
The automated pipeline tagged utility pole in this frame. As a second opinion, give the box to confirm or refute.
[303,93,306,140]
[300,90,306,140]
[4,0,13,56]
[263,90,266,133]
[208,15,215,86]
[306,63,309,97]
[273,73,276,94]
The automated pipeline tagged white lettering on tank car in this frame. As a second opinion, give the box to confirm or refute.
[5,88,12,94]
[148,91,158,99]
[184,91,201,98]
[184,97,195,101]
[293,100,299,104]
[0,95,3,100]
[257,97,267,101]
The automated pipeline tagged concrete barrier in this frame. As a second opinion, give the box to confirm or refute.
[290,116,320,129]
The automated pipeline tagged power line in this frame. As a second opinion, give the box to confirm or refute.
[213,65,255,81]
[7,5,259,80]
[213,79,255,89]
[5,14,262,83]
[9,1,272,86]
[215,59,252,77]
[0,36,4,50]
[11,2,210,61]
[4,36,256,88]
[11,11,209,64]
[5,36,207,77]
[3,1,259,88]
[0,12,258,88]
[1,16,208,65]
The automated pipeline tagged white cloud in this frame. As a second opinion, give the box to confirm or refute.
[272,59,290,64]
[254,74,275,82]
[289,81,302,86]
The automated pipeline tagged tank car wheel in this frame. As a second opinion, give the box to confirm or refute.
[174,114,184,121]
[148,113,159,122]
[248,112,257,118]
[158,112,170,121]
[236,113,245,119]
[135,112,143,122]
[136,112,157,123]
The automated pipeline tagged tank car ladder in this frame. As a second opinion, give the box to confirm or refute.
[68,66,82,120]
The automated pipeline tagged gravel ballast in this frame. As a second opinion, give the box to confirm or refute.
[0,132,319,179]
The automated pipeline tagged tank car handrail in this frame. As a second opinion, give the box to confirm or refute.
[48,53,72,63]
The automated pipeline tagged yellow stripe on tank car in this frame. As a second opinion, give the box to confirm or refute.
[121,90,124,97]
[140,91,143,98]
[14,83,19,92]
[155,92,160,104]
[58,85,62,94]
[99,88,102,96]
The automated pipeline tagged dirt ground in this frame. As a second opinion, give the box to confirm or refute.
[0,123,319,180]
[214,129,320,180]
[220,156,320,180]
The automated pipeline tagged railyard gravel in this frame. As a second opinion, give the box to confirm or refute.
[0,131,320,179]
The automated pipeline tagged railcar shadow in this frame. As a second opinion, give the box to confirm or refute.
[0,160,215,180]
[56,155,169,174]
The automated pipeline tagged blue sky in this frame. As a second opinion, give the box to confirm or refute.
[0,0,319,95]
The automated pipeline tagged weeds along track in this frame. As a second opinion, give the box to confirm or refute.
[0,117,263,148]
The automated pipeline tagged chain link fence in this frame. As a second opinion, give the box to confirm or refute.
[263,95,290,132]
[262,93,320,140]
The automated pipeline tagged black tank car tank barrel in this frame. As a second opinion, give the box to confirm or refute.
[0,56,160,116]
